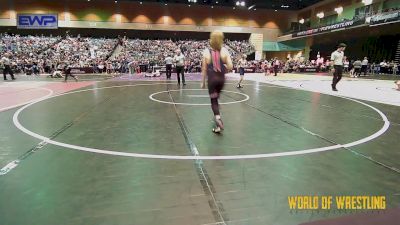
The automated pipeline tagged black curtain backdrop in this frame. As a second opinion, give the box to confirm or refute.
[310,34,399,63]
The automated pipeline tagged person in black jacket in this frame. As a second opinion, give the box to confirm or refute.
[64,63,78,82]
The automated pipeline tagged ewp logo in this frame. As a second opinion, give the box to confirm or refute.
[17,14,58,29]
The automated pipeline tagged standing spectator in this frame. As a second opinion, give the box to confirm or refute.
[380,60,387,74]
[263,60,271,76]
[361,57,368,76]
[388,61,395,75]
[237,54,247,88]
[374,62,380,75]
[343,57,349,73]
[393,62,399,75]
[273,57,280,76]
[127,60,135,74]
[353,59,362,78]
[371,62,376,75]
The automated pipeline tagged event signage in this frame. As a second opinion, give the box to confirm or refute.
[300,68,318,72]
[370,11,400,25]
[292,19,362,37]
[70,67,94,74]
[17,14,58,29]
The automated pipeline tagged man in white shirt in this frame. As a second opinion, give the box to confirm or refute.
[361,57,368,76]
[174,50,186,85]
[165,54,173,80]
[330,43,346,91]
[1,53,16,81]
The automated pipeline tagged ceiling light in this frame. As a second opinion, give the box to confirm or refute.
[248,4,255,10]
[362,0,373,5]
[236,1,245,7]
[334,6,343,14]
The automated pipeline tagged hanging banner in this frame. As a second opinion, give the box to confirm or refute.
[292,19,364,38]
[369,11,400,26]
[17,14,58,29]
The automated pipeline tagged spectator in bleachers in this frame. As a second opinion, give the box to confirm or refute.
[1,33,257,76]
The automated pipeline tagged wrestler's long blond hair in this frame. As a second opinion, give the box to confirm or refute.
[210,31,224,51]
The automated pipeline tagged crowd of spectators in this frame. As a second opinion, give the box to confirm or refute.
[112,38,254,74]
[0,33,256,75]
[226,40,254,55]
[1,32,398,77]
[41,36,117,67]
[0,33,61,74]
[234,55,399,76]
[0,33,118,75]
[0,33,60,57]
[6,33,397,77]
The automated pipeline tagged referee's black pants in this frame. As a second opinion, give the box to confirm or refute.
[166,64,172,79]
[332,65,343,89]
[64,72,77,81]
[273,65,279,76]
[3,65,15,80]
[176,66,185,84]
[361,65,368,76]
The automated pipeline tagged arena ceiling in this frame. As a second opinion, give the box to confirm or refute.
[116,0,324,10]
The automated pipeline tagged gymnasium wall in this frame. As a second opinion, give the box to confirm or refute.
[0,0,297,41]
